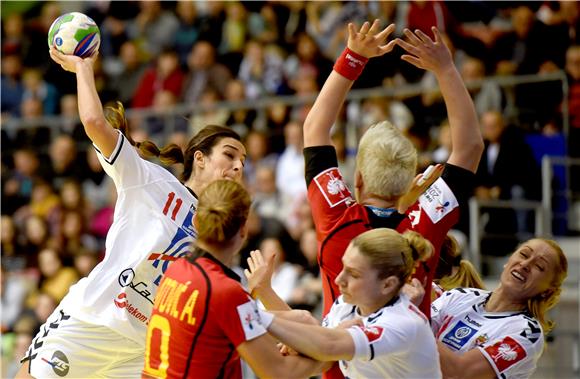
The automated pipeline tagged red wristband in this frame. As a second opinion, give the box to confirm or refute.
[333,47,369,81]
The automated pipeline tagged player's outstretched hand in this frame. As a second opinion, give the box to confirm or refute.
[244,250,276,297]
[49,46,97,73]
[395,27,453,75]
[397,163,444,213]
[347,19,396,59]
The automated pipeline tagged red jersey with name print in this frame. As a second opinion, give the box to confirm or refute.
[431,288,544,379]
[143,251,268,379]
[305,146,472,318]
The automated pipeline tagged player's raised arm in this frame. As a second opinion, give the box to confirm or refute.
[303,20,396,147]
[396,27,484,173]
[49,47,118,157]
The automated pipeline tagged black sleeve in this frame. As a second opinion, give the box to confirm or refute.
[304,145,339,187]
[441,163,476,204]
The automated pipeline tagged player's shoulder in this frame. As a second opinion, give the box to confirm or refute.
[442,287,489,300]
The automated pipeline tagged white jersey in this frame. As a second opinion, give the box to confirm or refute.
[60,131,198,344]
[431,288,544,379]
[323,294,441,379]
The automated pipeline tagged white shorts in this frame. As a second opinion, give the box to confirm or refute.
[21,307,145,378]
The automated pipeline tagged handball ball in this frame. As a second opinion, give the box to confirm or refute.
[48,12,100,58]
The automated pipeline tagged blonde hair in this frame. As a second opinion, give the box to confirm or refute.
[352,228,432,289]
[356,121,417,200]
[524,238,568,333]
[436,234,485,291]
[196,180,251,245]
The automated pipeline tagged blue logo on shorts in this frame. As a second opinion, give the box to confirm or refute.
[441,320,477,350]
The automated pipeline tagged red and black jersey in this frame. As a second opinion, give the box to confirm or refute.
[305,146,473,319]
[143,249,268,379]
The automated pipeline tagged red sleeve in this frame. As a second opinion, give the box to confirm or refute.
[216,285,267,347]
[397,177,460,317]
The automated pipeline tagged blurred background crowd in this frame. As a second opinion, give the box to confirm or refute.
[1,1,579,377]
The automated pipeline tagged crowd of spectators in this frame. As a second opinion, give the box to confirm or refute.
[1,1,579,377]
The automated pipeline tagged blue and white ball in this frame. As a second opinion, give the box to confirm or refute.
[48,12,100,58]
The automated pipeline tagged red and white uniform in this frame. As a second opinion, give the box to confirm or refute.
[143,250,268,379]
[23,131,199,377]
[305,146,472,318]
[431,288,544,379]
[323,294,441,379]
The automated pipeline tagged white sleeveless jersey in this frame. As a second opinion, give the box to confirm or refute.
[323,294,441,379]
[60,131,198,344]
[431,288,544,379]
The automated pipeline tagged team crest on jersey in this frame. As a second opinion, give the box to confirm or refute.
[418,179,458,224]
[475,333,489,346]
[357,325,384,343]
[441,320,478,350]
[484,336,527,372]
[237,300,265,340]
[313,168,353,208]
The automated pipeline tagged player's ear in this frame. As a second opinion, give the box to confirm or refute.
[382,275,399,295]
[355,170,363,190]
[194,150,205,169]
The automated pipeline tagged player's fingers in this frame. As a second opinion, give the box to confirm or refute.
[359,21,371,35]
[376,23,395,41]
[347,22,356,39]
[403,28,422,45]
[247,257,255,272]
[243,269,251,279]
[401,54,423,69]
[415,29,434,45]
[432,26,442,44]
[394,38,419,55]
[379,39,397,54]
[367,19,381,36]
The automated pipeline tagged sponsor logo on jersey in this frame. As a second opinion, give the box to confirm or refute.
[442,320,478,350]
[313,168,353,208]
[418,179,458,224]
[118,269,155,304]
[237,300,266,340]
[114,293,149,324]
[484,336,527,372]
[41,350,69,377]
[464,315,483,328]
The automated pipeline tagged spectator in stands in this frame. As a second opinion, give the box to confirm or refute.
[173,0,200,65]
[126,0,179,57]
[108,40,147,105]
[58,94,88,143]
[242,129,278,190]
[284,32,333,90]
[2,148,40,214]
[460,56,504,116]
[47,134,88,189]
[21,68,59,115]
[258,237,302,303]
[182,40,232,104]
[432,238,568,379]
[252,164,284,222]
[131,49,184,109]
[224,79,257,137]
[1,53,24,117]
[474,110,541,255]
[1,216,27,272]
[219,1,248,56]
[1,265,32,332]
[238,39,285,99]
[275,120,307,219]
[36,248,79,303]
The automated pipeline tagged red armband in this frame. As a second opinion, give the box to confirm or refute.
[333,47,369,81]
